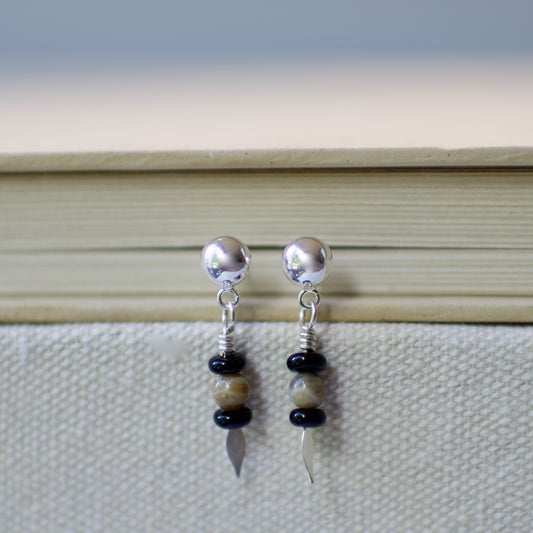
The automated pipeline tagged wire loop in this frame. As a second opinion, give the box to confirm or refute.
[221,304,236,336]
[216,285,239,351]
[299,301,317,329]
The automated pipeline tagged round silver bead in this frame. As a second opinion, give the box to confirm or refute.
[201,236,251,286]
[282,237,332,287]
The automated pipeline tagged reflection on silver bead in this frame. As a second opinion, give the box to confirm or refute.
[289,372,326,408]
[282,237,332,287]
[201,236,251,286]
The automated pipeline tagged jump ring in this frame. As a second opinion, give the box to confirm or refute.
[217,287,240,309]
[298,289,320,310]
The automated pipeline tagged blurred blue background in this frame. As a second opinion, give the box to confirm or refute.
[2,0,533,72]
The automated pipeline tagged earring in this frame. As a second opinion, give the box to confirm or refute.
[282,237,332,483]
[201,236,252,477]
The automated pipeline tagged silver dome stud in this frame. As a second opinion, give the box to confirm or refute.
[201,236,251,287]
[201,236,252,478]
[282,237,332,287]
[282,237,332,484]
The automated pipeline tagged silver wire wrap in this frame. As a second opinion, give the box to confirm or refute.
[217,284,239,354]
[298,287,319,351]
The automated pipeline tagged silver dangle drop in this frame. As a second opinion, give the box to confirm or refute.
[202,236,252,477]
[282,237,332,483]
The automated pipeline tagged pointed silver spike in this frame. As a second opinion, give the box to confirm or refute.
[301,428,315,483]
[226,429,246,477]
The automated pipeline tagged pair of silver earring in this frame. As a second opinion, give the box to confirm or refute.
[201,236,332,483]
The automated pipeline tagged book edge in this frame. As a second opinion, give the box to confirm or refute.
[1,147,533,172]
[0,296,531,323]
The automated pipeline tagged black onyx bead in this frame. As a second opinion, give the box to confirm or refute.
[208,351,246,374]
[287,351,327,373]
[289,408,327,428]
[214,406,252,430]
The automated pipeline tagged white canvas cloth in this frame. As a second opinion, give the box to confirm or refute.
[0,322,531,532]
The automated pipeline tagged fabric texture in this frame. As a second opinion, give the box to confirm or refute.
[0,322,531,532]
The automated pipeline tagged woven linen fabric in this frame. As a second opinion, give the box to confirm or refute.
[0,322,532,533]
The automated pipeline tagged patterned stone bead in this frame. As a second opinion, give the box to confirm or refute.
[289,372,326,408]
[286,351,327,373]
[214,406,253,429]
[212,373,250,410]
[289,408,327,428]
[208,351,246,374]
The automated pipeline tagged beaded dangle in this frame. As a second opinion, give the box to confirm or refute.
[201,236,252,477]
[282,237,332,483]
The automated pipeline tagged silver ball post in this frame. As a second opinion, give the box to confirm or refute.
[282,237,332,287]
[201,236,251,287]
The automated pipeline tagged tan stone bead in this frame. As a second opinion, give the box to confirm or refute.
[289,372,326,408]
[212,373,250,411]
